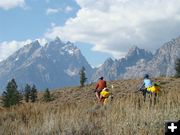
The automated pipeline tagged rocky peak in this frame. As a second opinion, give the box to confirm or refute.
[7,40,41,61]
[103,57,114,66]
[127,46,139,54]
[122,46,153,67]
[23,40,41,51]
[54,36,62,43]
[66,41,73,45]
[155,37,180,56]
[126,46,152,60]
[45,37,64,50]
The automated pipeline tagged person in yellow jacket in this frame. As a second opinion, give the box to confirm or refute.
[139,74,160,103]
[99,87,113,105]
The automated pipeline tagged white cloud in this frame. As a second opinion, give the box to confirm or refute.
[0,0,25,10]
[45,0,180,58]
[46,6,73,15]
[0,38,47,62]
[65,6,73,13]
[46,8,61,15]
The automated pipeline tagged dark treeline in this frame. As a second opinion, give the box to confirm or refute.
[1,79,38,107]
[1,78,54,108]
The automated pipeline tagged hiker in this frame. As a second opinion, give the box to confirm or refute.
[94,77,107,102]
[139,74,153,101]
[139,74,161,104]
[100,87,112,105]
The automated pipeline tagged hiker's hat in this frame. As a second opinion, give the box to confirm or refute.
[99,76,104,80]
[144,74,149,79]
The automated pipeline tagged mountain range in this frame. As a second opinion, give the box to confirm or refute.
[93,37,180,80]
[0,36,179,91]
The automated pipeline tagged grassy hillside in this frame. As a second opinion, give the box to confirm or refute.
[0,77,180,135]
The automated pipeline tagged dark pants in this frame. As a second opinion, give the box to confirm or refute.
[142,89,149,101]
[141,88,157,104]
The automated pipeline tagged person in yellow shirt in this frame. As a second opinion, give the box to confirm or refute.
[100,87,113,105]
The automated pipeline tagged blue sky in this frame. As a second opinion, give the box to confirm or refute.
[0,0,112,67]
[0,0,78,41]
[0,0,180,67]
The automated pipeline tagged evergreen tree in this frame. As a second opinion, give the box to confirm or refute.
[175,58,180,77]
[2,79,22,107]
[30,84,37,102]
[79,66,87,87]
[43,88,52,102]
[24,84,31,102]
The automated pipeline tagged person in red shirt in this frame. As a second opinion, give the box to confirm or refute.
[95,77,107,102]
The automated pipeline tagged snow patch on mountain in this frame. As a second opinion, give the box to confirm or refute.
[15,57,19,61]
[64,68,79,77]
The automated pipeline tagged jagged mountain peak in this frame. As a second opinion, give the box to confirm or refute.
[104,57,114,65]
[23,40,41,50]
[126,46,140,57]
[6,40,41,62]
[0,38,93,91]
[44,38,80,56]
[57,41,81,57]
[151,37,180,58]
[165,36,180,46]
[128,45,139,51]
[66,41,73,45]
[54,36,61,42]
[64,41,77,48]
[127,46,151,57]
[125,46,153,62]
[45,37,64,49]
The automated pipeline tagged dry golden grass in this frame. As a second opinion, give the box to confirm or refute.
[0,77,180,135]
